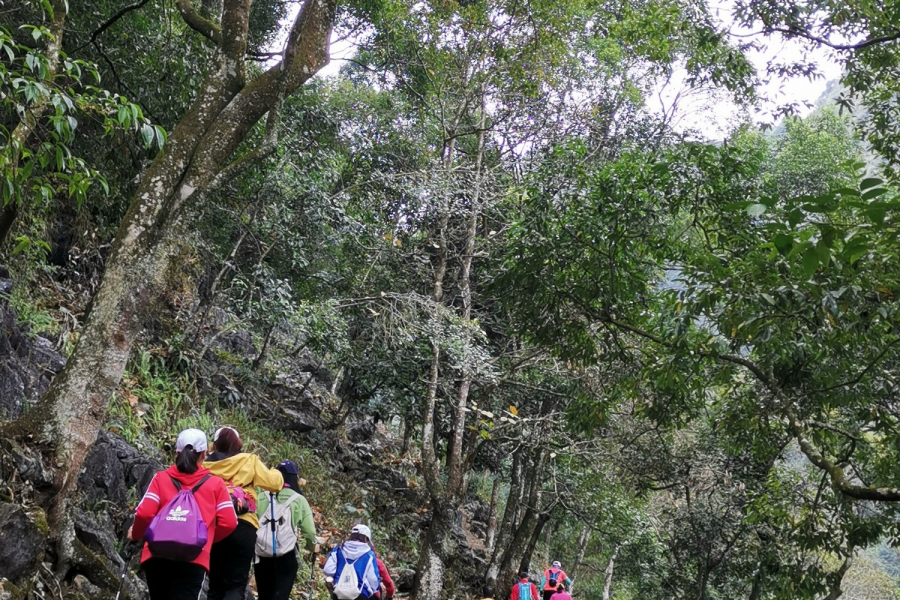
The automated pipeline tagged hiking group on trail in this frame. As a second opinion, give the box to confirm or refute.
[509,562,572,600]
[129,427,572,600]
[130,427,396,600]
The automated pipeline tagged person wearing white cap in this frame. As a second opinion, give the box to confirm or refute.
[128,429,238,600]
[540,561,571,600]
[323,524,381,600]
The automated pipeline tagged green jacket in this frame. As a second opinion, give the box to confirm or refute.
[256,488,317,552]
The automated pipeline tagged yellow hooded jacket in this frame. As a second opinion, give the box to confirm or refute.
[204,453,283,529]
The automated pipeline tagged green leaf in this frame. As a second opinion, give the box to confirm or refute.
[774,233,794,255]
[862,187,888,201]
[746,203,767,217]
[860,177,883,191]
[140,123,154,148]
[802,247,819,278]
[11,236,31,254]
[788,208,803,228]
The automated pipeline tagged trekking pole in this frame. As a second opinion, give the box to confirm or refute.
[114,540,140,600]
[308,550,318,599]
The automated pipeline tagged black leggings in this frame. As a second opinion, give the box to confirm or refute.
[208,519,258,600]
[255,549,299,600]
[143,558,206,600]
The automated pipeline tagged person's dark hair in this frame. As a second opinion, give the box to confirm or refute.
[176,445,201,474]
[278,467,302,495]
[557,584,567,592]
[213,427,243,457]
[482,585,495,598]
[349,532,370,543]
[518,572,529,580]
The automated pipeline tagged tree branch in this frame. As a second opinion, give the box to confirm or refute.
[770,26,900,51]
[176,0,222,45]
[74,0,152,53]
[601,314,900,502]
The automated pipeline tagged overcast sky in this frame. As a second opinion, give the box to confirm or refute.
[281,1,845,140]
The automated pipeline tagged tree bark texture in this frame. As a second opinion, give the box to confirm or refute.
[602,547,618,600]
[485,477,502,553]
[570,519,592,591]
[25,0,339,530]
[486,447,525,584]
[519,510,552,574]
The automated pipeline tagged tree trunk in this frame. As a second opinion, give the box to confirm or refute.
[820,556,852,600]
[485,477,502,553]
[496,449,549,587]
[401,413,414,457]
[21,0,338,536]
[487,449,525,584]
[252,321,276,370]
[413,499,457,600]
[602,547,618,600]
[570,520,593,591]
[519,511,552,574]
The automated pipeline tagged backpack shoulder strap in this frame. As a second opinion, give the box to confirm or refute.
[169,475,183,491]
[191,474,212,493]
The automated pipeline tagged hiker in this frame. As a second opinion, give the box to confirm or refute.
[540,562,571,600]
[129,429,238,600]
[254,459,317,600]
[510,572,539,600]
[367,540,395,600]
[323,524,381,600]
[549,583,571,600]
[480,585,496,600]
[204,426,285,600]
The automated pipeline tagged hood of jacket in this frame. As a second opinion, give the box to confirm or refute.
[340,540,373,561]
[204,452,258,486]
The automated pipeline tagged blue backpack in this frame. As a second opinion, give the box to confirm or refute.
[333,546,381,599]
[518,582,532,600]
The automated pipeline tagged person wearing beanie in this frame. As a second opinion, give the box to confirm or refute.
[130,429,238,600]
[254,460,317,600]
[204,426,284,600]
[540,561,571,600]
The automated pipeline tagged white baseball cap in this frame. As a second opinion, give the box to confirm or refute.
[552,561,562,569]
[351,524,372,539]
[176,428,208,452]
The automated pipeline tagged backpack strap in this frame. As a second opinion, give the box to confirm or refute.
[191,474,212,493]
[169,476,182,491]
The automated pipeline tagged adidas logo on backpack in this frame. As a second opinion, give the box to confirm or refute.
[166,506,190,522]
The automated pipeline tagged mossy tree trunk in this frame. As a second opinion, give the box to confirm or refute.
[22,0,338,536]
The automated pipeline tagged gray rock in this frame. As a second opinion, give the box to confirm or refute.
[347,421,376,444]
[0,304,66,419]
[0,503,44,583]
[0,279,11,297]
[277,407,317,433]
[78,431,163,511]
[395,569,416,593]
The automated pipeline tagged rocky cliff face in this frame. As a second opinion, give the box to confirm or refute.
[0,268,67,420]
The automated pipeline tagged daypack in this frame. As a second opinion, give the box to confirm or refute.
[226,480,255,515]
[333,547,379,600]
[548,570,561,588]
[145,475,211,561]
[518,582,532,600]
[256,491,303,557]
